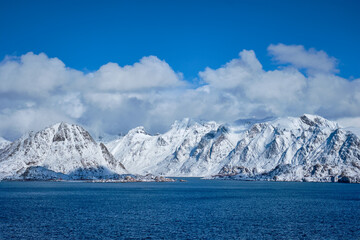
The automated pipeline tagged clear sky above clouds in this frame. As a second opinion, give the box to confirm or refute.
[0,0,359,140]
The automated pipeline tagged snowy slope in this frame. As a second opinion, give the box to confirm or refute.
[106,118,219,176]
[108,115,360,182]
[0,137,11,150]
[0,122,127,180]
[217,115,360,183]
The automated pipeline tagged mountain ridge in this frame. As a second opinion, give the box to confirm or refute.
[106,114,360,182]
[1,114,359,183]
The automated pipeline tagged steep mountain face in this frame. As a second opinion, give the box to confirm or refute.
[106,118,219,176]
[217,115,360,183]
[0,122,127,180]
[107,115,360,182]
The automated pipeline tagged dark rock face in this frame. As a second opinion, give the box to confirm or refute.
[100,143,126,170]
[20,166,69,181]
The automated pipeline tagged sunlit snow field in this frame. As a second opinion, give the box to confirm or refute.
[1,178,360,239]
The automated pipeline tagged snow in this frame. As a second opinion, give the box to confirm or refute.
[106,118,219,176]
[0,137,11,150]
[1,114,360,183]
[0,122,128,180]
[107,115,360,182]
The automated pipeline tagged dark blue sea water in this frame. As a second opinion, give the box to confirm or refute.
[0,179,360,240]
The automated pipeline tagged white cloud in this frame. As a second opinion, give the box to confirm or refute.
[0,108,73,140]
[57,93,86,119]
[199,50,262,89]
[199,49,308,116]
[0,45,359,140]
[89,56,183,91]
[268,43,338,74]
[0,52,82,96]
[337,117,360,129]
[0,53,185,139]
[199,45,360,121]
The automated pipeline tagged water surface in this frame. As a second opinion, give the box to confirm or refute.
[0,179,359,239]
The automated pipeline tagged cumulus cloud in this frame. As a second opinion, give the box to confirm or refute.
[200,50,307,102]
[268,43,338,74]
[0,53,185,139]
[0,44,359,140]
[0,52,82,96]
[200,46,360,121]
[199,50,263,89]
[199,49,309,116]
[89,56,183,92]
[0,108,73,140]
[57,93,86,118]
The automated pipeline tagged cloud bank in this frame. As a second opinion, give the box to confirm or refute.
[0,44,359,140]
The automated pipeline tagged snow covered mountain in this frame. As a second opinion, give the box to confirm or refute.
[107,115,360,183]
[106,118,219,176]
[216,115,360,183]
[0,122,128,180]
[1,114,359,183]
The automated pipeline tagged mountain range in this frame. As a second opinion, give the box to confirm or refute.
[1,114,360,183]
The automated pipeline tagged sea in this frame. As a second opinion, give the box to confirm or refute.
[0,178,359,239]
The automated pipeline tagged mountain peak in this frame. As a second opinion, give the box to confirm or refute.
[50,122,96,144]
[127,126,149,135]
[0,121,127,180]
[58,121,72,129]
[300,114,321,125]
[300,114,338,129]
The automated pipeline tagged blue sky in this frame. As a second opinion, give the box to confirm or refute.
[1,0,359,80]
[0,0,360,139]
